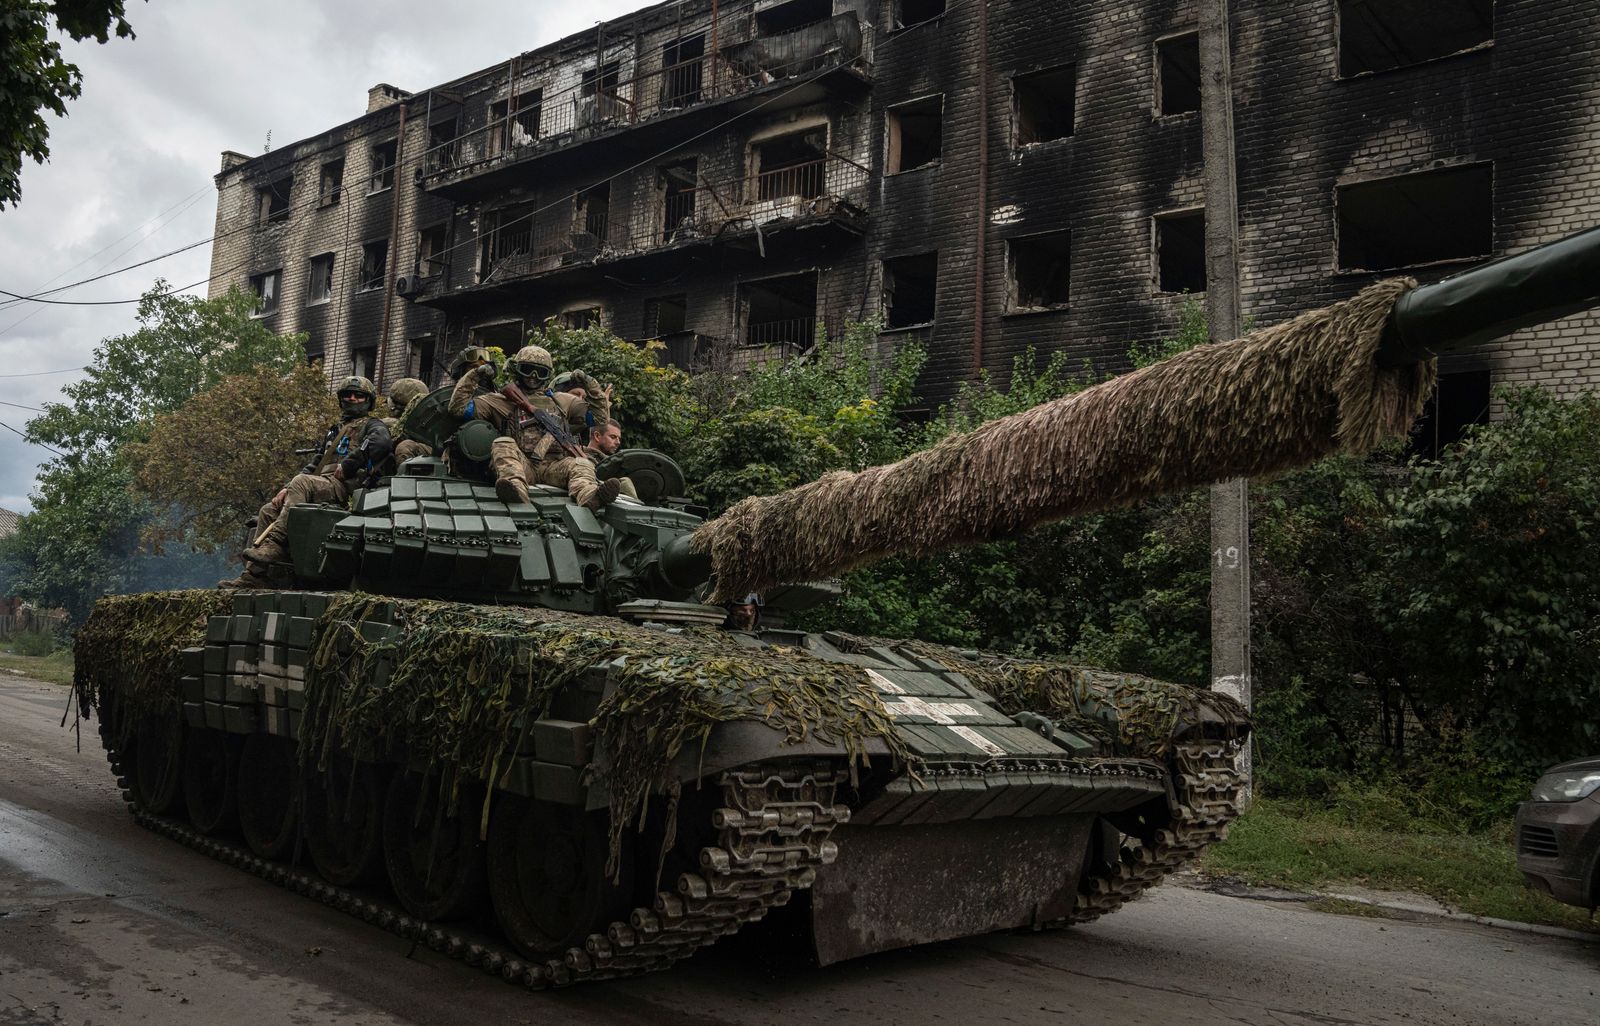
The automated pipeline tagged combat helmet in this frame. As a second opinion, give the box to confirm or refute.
[511,345,554,389]
[387,377,428,417]
[336,375,377,419]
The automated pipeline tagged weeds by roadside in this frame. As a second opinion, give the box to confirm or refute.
[0,631,74,686]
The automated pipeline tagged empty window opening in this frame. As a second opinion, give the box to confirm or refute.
[318,160,343,207]
[886,95,942,173]
[307,253,335,304]
[428,118,458,171]
[470,321,525,350]
[645,294,688,336]
[757,0,831,36]
[360,240,389,292]
[1155,210,1207,293]
[742,273,818,348]
[416,225,447,278]
[661,34,706,107]
[576,183,611,241]
[1008,231,1071,311]
[882,252,938,328]
[370,140,397,192]
[1337,165,1492,272]
[660,160,700,240]
[490,89,543,153]
[350,345,377,381]
[256,177,291,225]
[1013,64,1076,147]
[1409,368,1491,460]
[558,307,601,330]
[304,339,324,367]
[1156,33,1201,116]
[895,0,946,30]
[250,270,280,316]
[408,338,439,384]
[1339,0,1493,77]
[582,62,624,120]
[753,128,827,200]
[479,204,535,278]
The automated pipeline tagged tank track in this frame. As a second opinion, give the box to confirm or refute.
[1067,739,1242,924]
[100,723,846,989]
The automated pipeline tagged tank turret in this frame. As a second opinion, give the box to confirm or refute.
[72,226,1600,989]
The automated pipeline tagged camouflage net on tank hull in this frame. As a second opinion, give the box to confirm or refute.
[693,279,1432,602]
[74,589,235,731]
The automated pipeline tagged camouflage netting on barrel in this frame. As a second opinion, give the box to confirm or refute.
[300,594,913,863]
[74,589,235,735]
[693,279,1433,602]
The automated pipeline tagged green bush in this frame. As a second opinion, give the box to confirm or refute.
[4,630,59,657]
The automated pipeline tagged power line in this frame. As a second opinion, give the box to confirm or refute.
[0,420,63,457]
[0,399,46,413]
[0,366,86,378]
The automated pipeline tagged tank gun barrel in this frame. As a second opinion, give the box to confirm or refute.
[1378,224,1600,367]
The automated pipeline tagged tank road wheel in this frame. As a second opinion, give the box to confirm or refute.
[305,761,387,886]
[181,728,238,834]
[382,772,486,921]
[237,734,299,861]
[133,706,184,815]
[486,796,633,959]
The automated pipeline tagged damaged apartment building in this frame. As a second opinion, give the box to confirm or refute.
[209,0,1600,448]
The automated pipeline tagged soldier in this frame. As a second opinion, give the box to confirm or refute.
[385,377,433,464]
[231,375,393,584]
[585,417,638,500]
[448,344,619,509]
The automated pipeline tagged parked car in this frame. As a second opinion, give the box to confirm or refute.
[1514,756,1600,910]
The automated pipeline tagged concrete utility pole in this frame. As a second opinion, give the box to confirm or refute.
[1197,0,1251,803]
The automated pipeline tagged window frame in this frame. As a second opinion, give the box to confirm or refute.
[1004,230,1073,314]
[1010,63,1077,150]
[1151,207,1208,295]
[880,251,940,330]
[1153,30,1202,119]
[368,139,398,195]
[306,253,335,306]
[359,239,389,293]
[884,93,945,175]
[318,159,344,207]
[249,269,282,318]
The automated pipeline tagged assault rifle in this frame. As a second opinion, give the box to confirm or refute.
[500,383,585,459]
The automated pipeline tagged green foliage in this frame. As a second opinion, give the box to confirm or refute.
[525,322,693,454]
[0,1,136,209]
[1128,296,1212,368]
[4,629,58,656]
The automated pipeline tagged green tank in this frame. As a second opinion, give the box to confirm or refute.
[73,225,1600,988]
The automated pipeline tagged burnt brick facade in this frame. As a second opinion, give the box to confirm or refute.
[209,0,1600,425]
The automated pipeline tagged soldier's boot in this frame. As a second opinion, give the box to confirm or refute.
[495,477,531,505]
[218,562,272,590]
[575,478,621,512]
[241,535,290,566]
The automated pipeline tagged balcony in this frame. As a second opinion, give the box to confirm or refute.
[421,13,873,201]
[424,154,869,308]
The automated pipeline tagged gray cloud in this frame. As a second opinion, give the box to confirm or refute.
[0,0,648,514]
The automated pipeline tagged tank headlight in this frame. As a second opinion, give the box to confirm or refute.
[1531,770,1600,802]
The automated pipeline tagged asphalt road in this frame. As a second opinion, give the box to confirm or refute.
[2,675,1595,1026]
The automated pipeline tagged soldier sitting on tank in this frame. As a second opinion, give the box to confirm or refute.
[584,417,639,500]
[230,375,394,584]
[448,344,620,510]
[384,377,434,464]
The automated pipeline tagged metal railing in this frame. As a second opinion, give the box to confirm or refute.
[474,154,868,283]
[427,12,871,183]
[744,316,816,348]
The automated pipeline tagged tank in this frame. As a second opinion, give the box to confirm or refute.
[72,225,1600,989]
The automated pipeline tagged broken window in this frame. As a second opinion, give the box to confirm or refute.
[742,272,818,348]
[886,95,942,173]
[250,270,280,316]
[1155,209,1207,293]
[318,160,343,207]
[1007,231,1071,311]
[644,294,688,336]
[479,204,534,278]
[895,0,946,29]
[369,140,397,192]
[1013,64,1075,147]
[350,345,377,381]
[416,225,447,278]
[756,0,831,36]
[882,252,938,329]
[1156,32,1201,116]
[1409,368,1491,460]
[558,307,601,330]
[470,321,525,350]
[360,240,389,292]
[1337,164,1493,271]
[753,128,827,200]
[489,89,543,154]
[661,34,705,108]
[575,183,611,242]
[408,337,439,384]
[307,253,335,305]
[1339,0,1494,78]
[581,62,624,122]
[660,160,699,241]
[256,177,291,225]
[428,118,458,171]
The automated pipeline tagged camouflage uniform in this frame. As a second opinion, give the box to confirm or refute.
[384,377,433,464]
[448,346,616,508]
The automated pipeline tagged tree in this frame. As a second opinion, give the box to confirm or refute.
[0,1,137,209]
[128,363,336,553]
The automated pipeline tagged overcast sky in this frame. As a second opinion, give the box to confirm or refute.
[0,0,651,513]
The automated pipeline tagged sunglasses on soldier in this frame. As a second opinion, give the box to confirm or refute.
[338,390,367,403]
[514,362,550,381]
